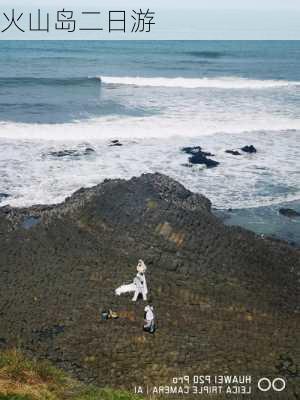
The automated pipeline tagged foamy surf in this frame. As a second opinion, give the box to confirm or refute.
[1,42,300,211]
[1,130,300,209]
[1,113,300,141]
[97,76,300,89]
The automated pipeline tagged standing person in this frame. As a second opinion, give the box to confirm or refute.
[115,259,148,302]
[132,259,148,302]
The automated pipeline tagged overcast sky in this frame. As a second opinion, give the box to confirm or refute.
[1,0,300,39]
[3,0,300,8]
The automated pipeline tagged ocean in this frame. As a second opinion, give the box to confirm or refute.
[0,40,299,209]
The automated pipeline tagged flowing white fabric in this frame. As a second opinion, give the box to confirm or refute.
[115,283,136,296]
[115,260,148,301]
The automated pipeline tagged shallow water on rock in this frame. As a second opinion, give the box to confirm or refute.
[215,200,300,246]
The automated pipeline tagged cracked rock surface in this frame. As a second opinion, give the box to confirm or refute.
[0,173,299,398]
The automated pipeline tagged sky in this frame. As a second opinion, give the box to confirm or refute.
[4,0,300,9]
[0,0,300,39]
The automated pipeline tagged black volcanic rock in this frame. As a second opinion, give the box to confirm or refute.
[279,208,300,218]
[182,146,215,157]
[182,146,219,168]
[0,173,299,397]
[110,140,123,147]
[48,149,78,158]
[225,150,241,156]
[241,145,257,154]
[84,147,96,155]
[182,146,201,155]
[46,147,95,158]
[0,193,10,202]
[189,152,219,168]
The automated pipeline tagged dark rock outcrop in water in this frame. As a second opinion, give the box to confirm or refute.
[225,149,241,156]
[0,193,10,202]
[279,208,300,218]
[241,145,257,154]
[45,147,95,159]
[188,153,219,168]
[182,146,219,168]
[182,146,215,157]
[109,139,123,147]
[0,173,299,398]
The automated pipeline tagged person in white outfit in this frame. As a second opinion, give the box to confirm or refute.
[131,260,148,301]
[115,259,148,302]
[143,304,155,333]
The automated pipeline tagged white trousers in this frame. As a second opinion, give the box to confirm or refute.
[132,288,147,302]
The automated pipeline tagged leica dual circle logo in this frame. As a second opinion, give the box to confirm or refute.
[257,378,286,392]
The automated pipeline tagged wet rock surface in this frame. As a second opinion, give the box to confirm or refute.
[22,216,41,230]
[109,140,123,147]
[182,146,219,168]
[241,145,257,154]
[225,150,241,156]
[279,208,300,218]
[214,201,300,248]
[0,193,10,202]
[0,173,299,398]
[44,147,95,159]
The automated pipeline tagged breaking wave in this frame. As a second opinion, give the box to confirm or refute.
[2,76,299,90]
[97,76,300,89]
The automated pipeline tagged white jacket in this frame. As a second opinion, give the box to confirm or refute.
[144,305,154,321]
[136,272,148,295]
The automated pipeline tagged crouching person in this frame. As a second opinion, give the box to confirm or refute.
[143,303,156,334]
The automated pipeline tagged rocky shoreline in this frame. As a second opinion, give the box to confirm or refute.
[0,173,299,398]
[215,199,300,248]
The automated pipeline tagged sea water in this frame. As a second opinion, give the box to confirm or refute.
[0,40,299,209]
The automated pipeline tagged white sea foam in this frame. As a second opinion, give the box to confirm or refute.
[97,76,300,89]
[0,114,300,141]
[1,75,299,209]
[0,130,300,209]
